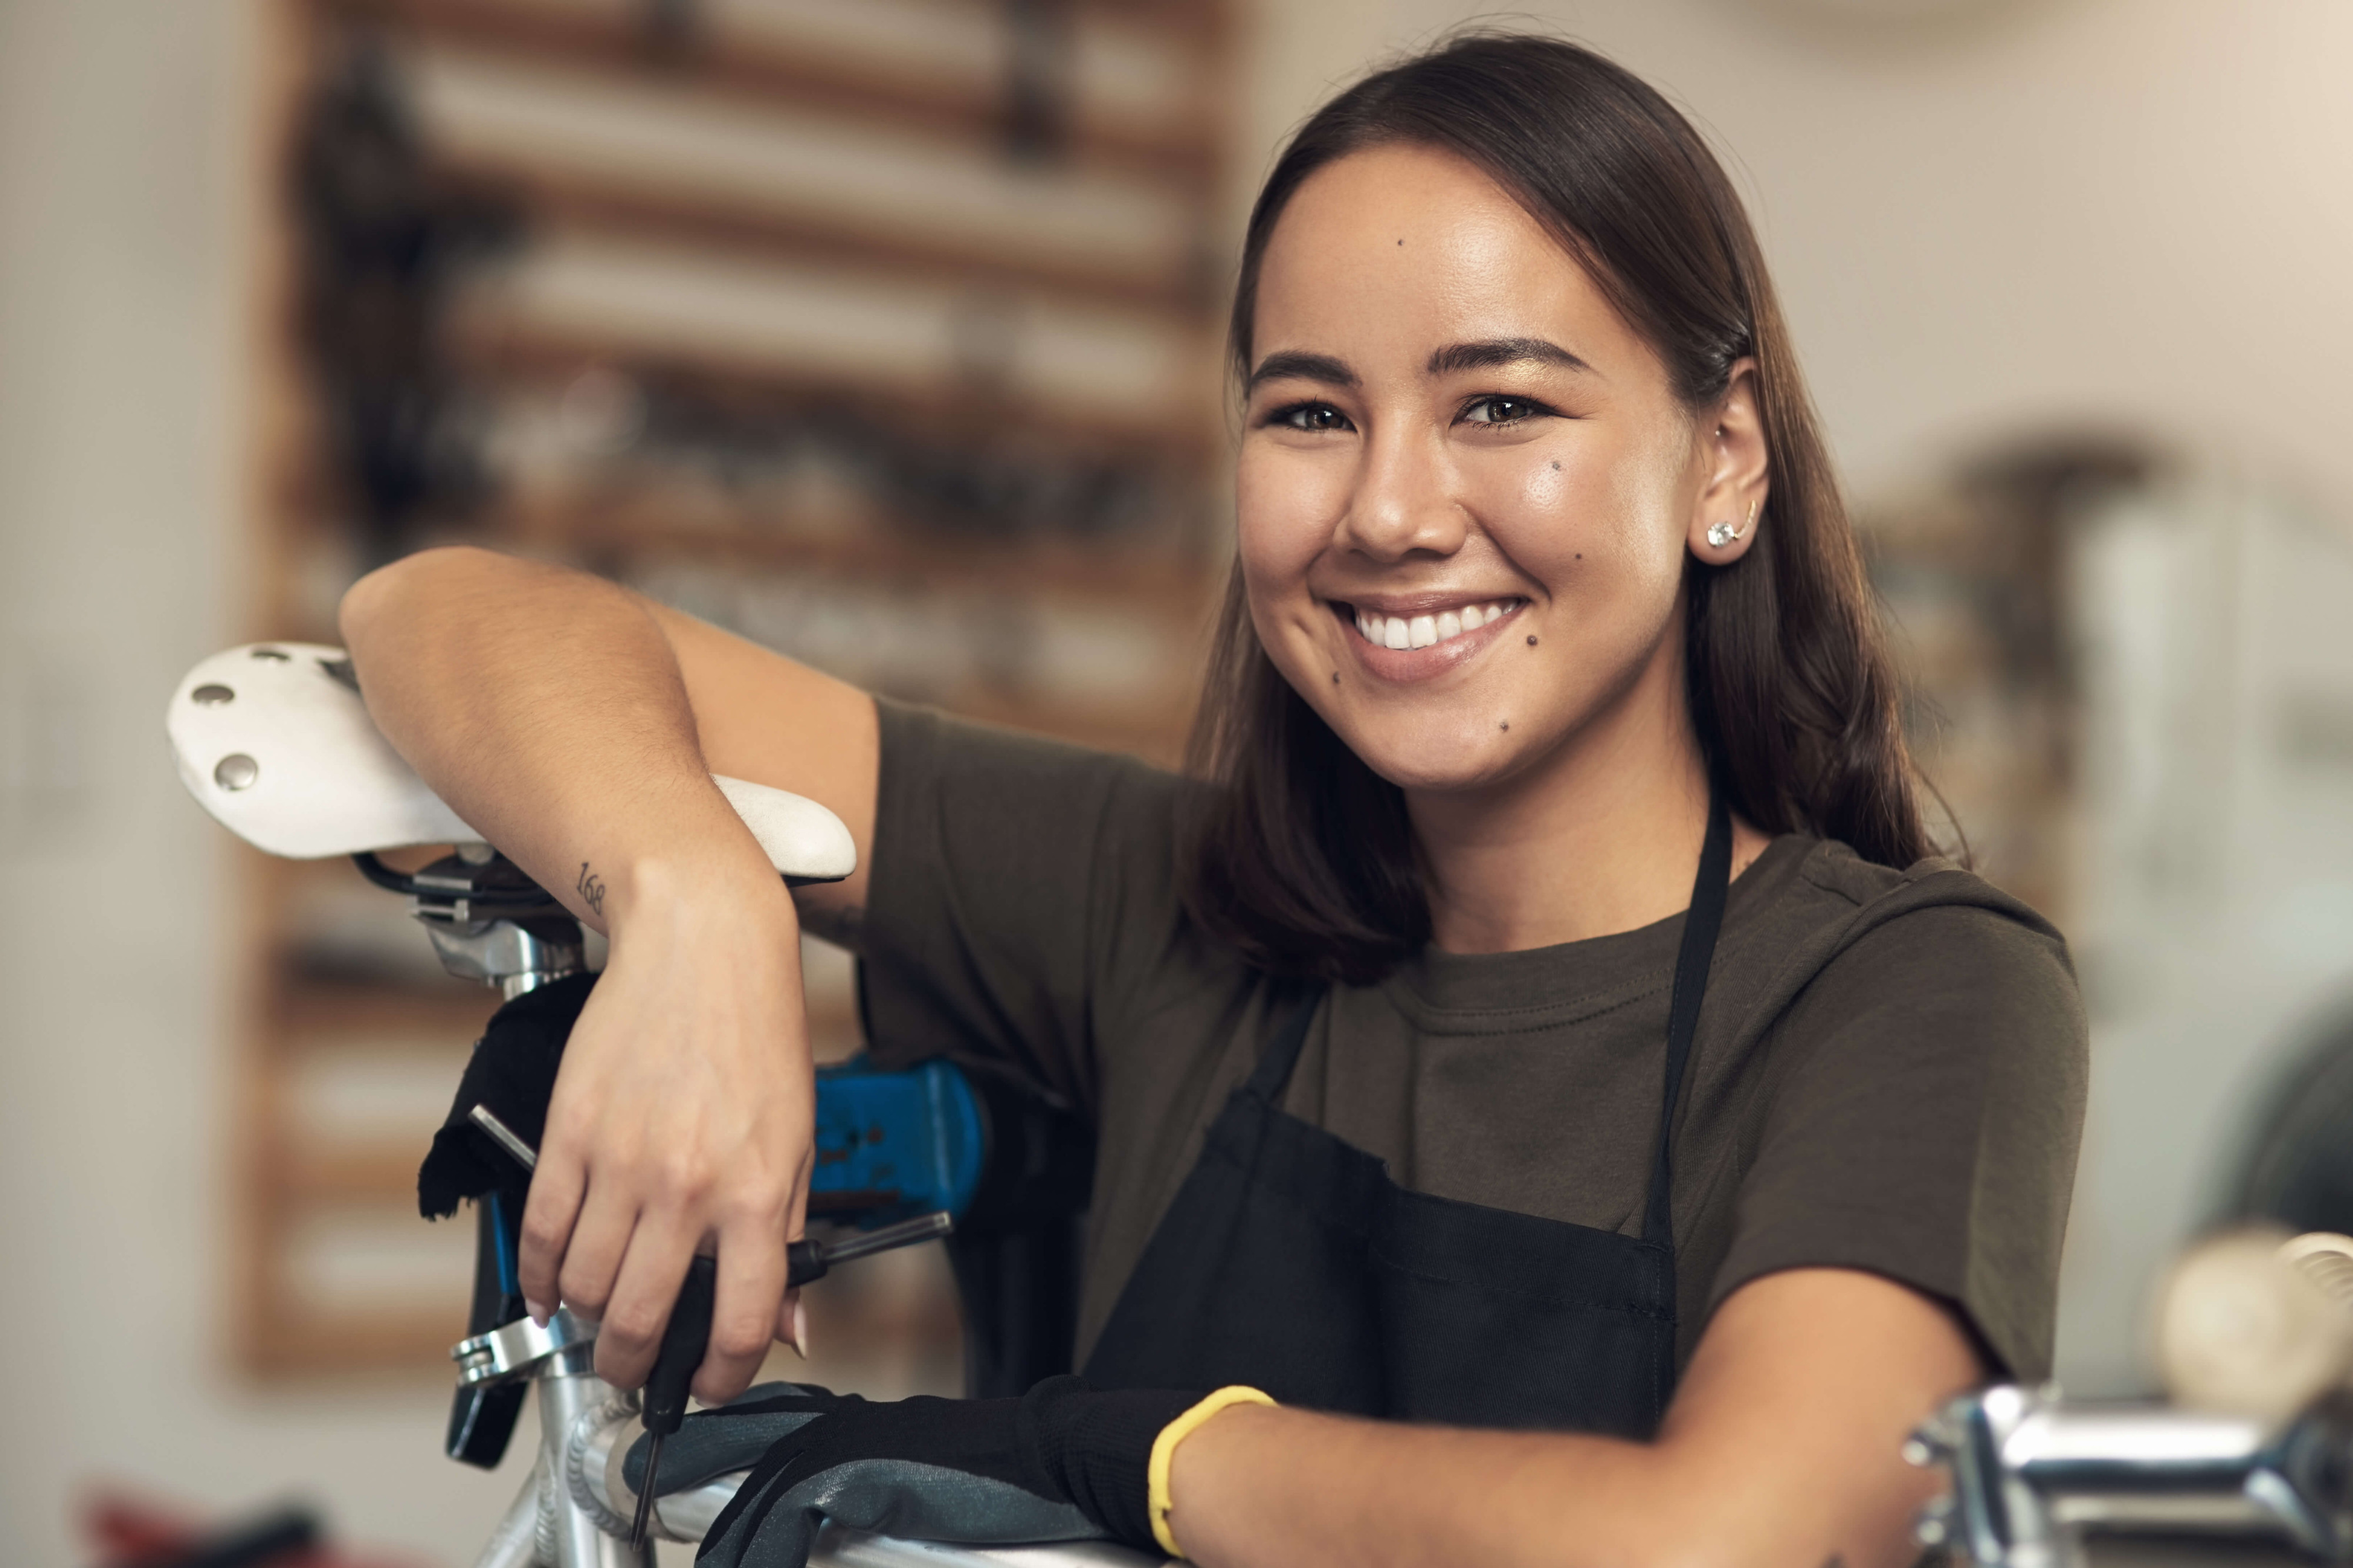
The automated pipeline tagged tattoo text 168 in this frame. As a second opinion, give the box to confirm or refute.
[575,860,606,917]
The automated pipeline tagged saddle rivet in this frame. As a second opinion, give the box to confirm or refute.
[214,753,259,791]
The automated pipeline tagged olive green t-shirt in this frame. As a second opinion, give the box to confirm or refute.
[855,701,2088,1381]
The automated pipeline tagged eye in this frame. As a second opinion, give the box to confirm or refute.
[1269,401,1354,433]
[1459,395,1551,426]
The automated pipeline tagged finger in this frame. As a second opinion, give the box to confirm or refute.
[516,1151,587,1321]
[698,1220,789,1405]
[772,1147,814,1363]
[556,1176,641,1326]
[773,1287,805,1357]
[594,1211,699,1391]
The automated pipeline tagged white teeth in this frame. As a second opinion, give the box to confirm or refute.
[1354,600,1515,650]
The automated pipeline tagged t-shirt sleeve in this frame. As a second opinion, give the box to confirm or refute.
[1707,896,2088,1381]
[852,699,1188,1117]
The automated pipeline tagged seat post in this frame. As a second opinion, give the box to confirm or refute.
[405,843,586,999]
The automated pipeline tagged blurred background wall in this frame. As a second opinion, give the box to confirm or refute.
[5,1,2353,1563]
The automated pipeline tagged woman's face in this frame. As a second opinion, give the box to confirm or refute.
[1238,144,1742,796]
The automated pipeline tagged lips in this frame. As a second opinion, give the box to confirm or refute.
[1329,596,1525,682]
[1351,599,1517,652]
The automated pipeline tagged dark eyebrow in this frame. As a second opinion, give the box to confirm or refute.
[1427,337,1593,376]
[1245,350,1359,394]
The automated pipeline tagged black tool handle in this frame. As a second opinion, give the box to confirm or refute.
[645,1242,830,1434]
[642,1254,717,1438]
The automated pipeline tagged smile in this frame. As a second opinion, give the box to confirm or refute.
[1349,600,1521,651]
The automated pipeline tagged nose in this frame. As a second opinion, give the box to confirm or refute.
[1333,421,1468,563]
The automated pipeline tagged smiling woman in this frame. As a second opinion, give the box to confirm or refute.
[336,29,2086,1568]
[1190,44,1921,985]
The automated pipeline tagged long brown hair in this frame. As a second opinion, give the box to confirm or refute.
[1182,32,1932,986]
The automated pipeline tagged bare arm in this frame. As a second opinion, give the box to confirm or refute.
[1168,1268,1978,1568]
[339,545,878,1402]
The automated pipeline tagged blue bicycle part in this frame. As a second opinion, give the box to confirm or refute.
[808,1056,988,1227]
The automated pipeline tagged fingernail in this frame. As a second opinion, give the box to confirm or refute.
[791,1297,809,1359]
[526,1297,551,1327]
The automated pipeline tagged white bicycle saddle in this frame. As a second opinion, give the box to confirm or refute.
[167,642,856,882]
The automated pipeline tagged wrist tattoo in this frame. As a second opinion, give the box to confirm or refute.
[575,860,606,916]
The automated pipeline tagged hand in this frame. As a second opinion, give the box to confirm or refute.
[516,853,814,1404]
[626,1379,1198,1568]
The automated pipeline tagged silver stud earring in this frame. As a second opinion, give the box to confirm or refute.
[1707,498,1762,551]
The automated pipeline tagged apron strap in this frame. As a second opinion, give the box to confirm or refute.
[1246,981,1325,1103]
[1642,787,1734,1249]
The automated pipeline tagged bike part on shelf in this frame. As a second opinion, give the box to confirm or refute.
[167,642,856,883]
[1906,1382,2353,1567]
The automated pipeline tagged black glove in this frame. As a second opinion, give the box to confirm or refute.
[416,972,595,1220]
[627,1377,1198,1565]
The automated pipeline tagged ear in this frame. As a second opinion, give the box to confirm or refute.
[1687,358,1769,566]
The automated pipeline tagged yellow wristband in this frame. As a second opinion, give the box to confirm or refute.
[1147,1385,1275,1559]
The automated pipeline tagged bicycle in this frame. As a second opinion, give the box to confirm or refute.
[168,640,1152,1568]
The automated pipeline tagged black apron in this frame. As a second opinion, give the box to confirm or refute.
[1081,792,1732,1437]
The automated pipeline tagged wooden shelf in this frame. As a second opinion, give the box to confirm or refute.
[341,0,1223,189]
[282,1140,432,1203]
[237,0,1229,1381]
[270,978,505,1046]
[244,1303,467,1380]
[450,309,1224,459]
[483,487,1221,622]
[439,151,1212,319]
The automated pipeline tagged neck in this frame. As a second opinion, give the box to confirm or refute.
[1408,640,1733,954]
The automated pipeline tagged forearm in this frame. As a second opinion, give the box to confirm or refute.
[1164,1271,1967,1568]
[338,546,780,935]
[1169,1406,1652,1568]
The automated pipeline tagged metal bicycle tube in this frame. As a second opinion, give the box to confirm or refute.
[472,1452,548,1568]
[538,1348,655,1568]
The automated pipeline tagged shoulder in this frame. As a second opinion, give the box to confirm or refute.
[1756,838,2073,993]
[875,698,1194,863]
[1721,838,2085,1088]
[878,698,1187,808]
[1755,841,2087,1113]
[1704,844,2088,1382]
[869,699,1222,1003]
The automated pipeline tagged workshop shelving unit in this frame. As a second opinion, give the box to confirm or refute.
[235,0,1233,1380]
